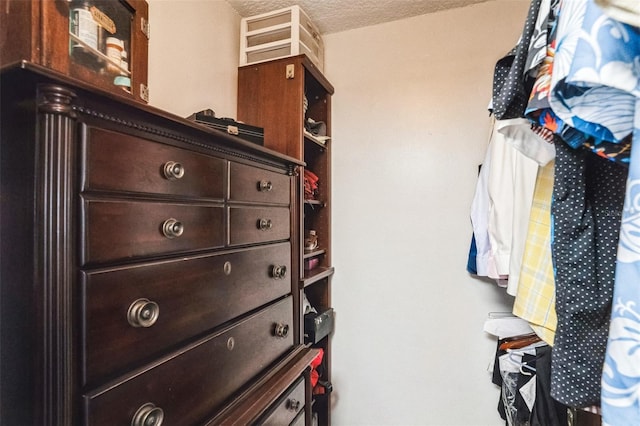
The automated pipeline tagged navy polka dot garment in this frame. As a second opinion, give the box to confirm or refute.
[492,0,543,119]
[550,139,628,407]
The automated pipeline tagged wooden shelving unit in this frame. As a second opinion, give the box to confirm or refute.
[238,54,335,425]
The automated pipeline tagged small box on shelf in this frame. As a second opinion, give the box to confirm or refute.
[304,308,334,344]
[304,257,320,271]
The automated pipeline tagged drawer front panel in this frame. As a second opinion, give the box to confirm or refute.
[261,377,305,426]
[83,127,225,199]
[85,297,294,426]
[82,199,224,265]
[82,243,292,385]
[229,162,290,205]
[229,206,290,246]
[290,410,305,426]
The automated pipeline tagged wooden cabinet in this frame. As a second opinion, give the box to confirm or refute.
[238,54,335,425]
[0,62,319,425]
[0,0,149,103]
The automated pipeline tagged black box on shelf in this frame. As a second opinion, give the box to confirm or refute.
[187,109,264,146]
[304,308,334,344]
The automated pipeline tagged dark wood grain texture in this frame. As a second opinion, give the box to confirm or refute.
[238,54,335,424]
[1,63,316,425]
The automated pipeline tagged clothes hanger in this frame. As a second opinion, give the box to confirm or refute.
[488,311,516,318]
[520,361,536,376]
[504,349,537,375]
[499,333,542,351]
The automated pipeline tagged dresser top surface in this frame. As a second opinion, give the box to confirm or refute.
[1,60,304,167]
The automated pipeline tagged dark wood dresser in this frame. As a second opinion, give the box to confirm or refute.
[0,62,318,425]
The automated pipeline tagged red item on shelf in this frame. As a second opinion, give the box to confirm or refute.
[304,169,319,199]
[310,348,324,387]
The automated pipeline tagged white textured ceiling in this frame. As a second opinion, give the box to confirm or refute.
[225,0,490,34]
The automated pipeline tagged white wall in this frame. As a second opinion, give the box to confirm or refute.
[323,2,528,425]
[147,1,530,424]
[148,0,240,118]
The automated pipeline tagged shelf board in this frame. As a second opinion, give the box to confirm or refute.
[304,199,323,206]
[304,131,329,149]
[301,266,334,288]
[303,248,326,259]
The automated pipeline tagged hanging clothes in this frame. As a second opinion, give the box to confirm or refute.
[548,0,638,146]
[602,112,640,426]
[550,138,627,407]
[552,0,640,418]
[491,336,567,426]
[470,118,538,286]
[492,0,547,120]
[594,0,640,27]
[513,159,557,346]
[530,345,568,426]
[472,0,640,422]
[470,124,498,279]
[584,2,640,424]
[487,120,539,294]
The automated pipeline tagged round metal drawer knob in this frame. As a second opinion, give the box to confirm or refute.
[258,218,273,231]
[131,402,164,426]
[287,398,301,411]
[271,265,287,279]
[274,323,289,338]
[127,298,160,328]
[162,161,184,180]
[162,218,184,239]
[258,180,273,192]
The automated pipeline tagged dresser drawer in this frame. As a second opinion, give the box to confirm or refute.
[229,206,290,246]
[290,410,305,426]
[82,198,224,265]
[83,127,225,199]
[259,377,306,426]
[229,162,290,205]
[82,243,292,385]
[85,297,294,426]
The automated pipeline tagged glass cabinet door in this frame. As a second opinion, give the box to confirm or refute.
[68,0,134,93]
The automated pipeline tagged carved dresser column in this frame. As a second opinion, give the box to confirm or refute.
[35,83,77,425]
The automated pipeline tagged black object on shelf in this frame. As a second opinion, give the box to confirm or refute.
[304,308,334,344]
[187,109,264,146]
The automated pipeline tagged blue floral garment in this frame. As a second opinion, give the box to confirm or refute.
[603,105,640,426]
[549,0,639,145]
[525,0,633,165]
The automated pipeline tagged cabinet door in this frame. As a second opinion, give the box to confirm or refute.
[67,0,150,102]
[0,0,149,102]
